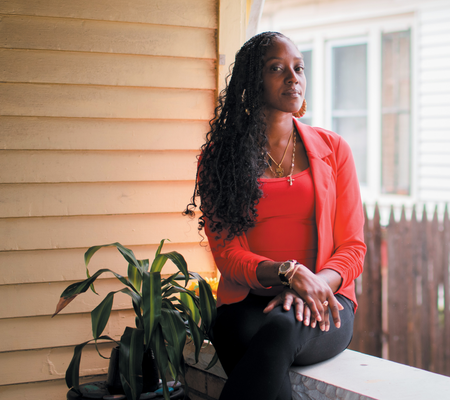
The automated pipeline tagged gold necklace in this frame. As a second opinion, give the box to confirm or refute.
[287,130,296,186]
[267,127,293,178]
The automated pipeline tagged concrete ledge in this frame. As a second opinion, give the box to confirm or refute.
[184,343,450,400]
[290,350,450,400]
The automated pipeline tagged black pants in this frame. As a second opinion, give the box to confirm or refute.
[211,293,354,400]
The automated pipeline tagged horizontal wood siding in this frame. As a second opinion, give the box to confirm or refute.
[0,49,216,89]
[0,84,214,119]
[417,4,450,203]
[0,0,217,28]
[0,151,199,182]
[0,214,202,252]
[0,15,216,57]
[0,1,219,398]
[0,243,212,285]
[0,117,209,150]
[0,182,199,217]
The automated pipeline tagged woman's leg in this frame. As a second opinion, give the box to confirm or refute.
[291,295,354,366]
[211,294,354,400]
[212,294,269,376]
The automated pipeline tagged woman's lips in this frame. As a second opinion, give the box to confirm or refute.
[283,90,301,97]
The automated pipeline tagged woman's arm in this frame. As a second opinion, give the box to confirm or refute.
[256,261,341,292]
[319,137,366,287]
[205,222,272,291]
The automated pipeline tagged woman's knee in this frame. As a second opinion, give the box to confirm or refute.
[261,306,300,340]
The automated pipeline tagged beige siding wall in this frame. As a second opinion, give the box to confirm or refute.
[0,1,245,398]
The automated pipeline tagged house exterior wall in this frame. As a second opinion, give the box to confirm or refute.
[0,1,246,399]
[417,4,450,204]
[260,0,450,215]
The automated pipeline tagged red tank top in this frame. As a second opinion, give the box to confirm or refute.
[247,168,318,296]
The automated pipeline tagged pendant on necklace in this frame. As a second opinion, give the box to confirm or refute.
[275,166,284,177]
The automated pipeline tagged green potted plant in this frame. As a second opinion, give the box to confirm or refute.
[53,239,217,400]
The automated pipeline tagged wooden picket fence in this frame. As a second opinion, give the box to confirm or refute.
[349,204,450,377]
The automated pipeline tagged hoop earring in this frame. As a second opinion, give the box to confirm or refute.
[294,100,307,118]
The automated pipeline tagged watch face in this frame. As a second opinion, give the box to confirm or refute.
[280,262,291,273]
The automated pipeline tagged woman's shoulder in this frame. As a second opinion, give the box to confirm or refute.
[297,121,339,140]
[295,120,348,154]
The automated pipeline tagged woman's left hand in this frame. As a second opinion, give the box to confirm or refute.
[289,265,344,330]
[263,288,307,322]
[262,288,341,331]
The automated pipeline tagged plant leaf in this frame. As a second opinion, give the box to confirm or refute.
[150,239,168,271]
[53,295,78,317]
[65,341,87,394]
[139,258,150,273]
[162,285,184,299]
[150,324,171,400]
[52,268,134,317]
[142,271,162,352]
[84,242,141,270]
[178,293,204,364]
[130,296,143,330]
[84,242,142,294]
[65,335,115,393]
[205,349,219,370]
[155,238,169,258]
[179,292,200,325]
[128,262,142,292]
[150,253,168,273]
[160,308,186,380]
[91,291,114,339]
[161,271,181,287]
[53,269,112,316]
[183,310,204,364]
[163,251,189,286]
[190,272,217,334]
[119,327,144,400]
[119,287,142,306]
[90,287,140,339]
[165,281,199,298]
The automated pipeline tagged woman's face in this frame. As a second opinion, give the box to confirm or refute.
[261,37,306,116]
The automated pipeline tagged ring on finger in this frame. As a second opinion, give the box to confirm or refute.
[322,301,328,307]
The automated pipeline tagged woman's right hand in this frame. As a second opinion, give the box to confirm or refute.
[289,264,343,331]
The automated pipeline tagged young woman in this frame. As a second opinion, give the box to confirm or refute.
[185,31,366,400]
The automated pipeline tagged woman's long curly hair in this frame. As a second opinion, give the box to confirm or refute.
[184,32,287,242]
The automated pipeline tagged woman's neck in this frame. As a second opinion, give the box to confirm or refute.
[265,112,294,147]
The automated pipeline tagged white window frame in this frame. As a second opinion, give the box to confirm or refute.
[291,17,416,208]
[325,36,370,192]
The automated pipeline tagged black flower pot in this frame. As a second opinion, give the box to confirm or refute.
[106,346,159,395]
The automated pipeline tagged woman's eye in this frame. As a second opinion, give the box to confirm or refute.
[271,66,282,71]
[296,66,305,72]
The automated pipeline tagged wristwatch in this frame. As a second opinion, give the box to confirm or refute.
[278,260,297,286]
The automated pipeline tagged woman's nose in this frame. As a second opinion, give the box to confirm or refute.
[285,68,298,84]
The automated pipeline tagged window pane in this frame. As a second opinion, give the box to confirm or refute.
[300,49,312,125]
[331,43,368,184]
[381,30,411,195]
[332,44,367,110]
[333,116,367,184]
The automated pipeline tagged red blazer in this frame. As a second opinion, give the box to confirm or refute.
[206,118,366,309]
